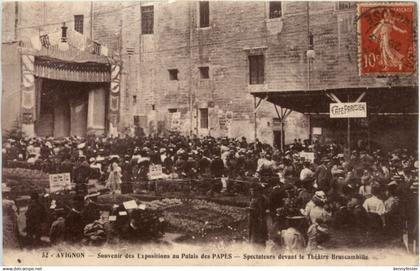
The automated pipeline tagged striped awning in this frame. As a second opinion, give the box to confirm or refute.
[34,56,111,83]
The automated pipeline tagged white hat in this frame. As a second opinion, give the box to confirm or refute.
[138,157,150,164]
[84,192,100,200]
[96,156,105,162]
[315,190,327,201]
[387,180,398,187]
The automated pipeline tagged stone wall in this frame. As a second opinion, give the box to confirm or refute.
[3,1,417,145]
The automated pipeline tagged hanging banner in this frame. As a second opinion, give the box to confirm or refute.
[330,102,367,118]
[169,112,181,131]
[109,64,121,127]
[21,54,35,124]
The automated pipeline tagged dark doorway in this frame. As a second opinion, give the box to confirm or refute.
[36,79,91,137]
[273,130,284,150]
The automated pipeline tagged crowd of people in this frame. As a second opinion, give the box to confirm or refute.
[2,133,419,253]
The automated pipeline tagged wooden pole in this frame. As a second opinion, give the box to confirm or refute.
[280,120,284,153]
[367,111,371,152]
[90,1,94,40]
[254,96,257,141]
[347,94,351,160]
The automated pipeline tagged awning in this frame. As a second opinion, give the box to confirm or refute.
[34,56,111,83]
[251,86,418,114]
[25,28,112,82]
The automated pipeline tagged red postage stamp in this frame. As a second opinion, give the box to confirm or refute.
[358,3,416,75]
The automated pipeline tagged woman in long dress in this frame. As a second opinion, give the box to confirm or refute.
[106,161,122,193]
[370,9,407,70]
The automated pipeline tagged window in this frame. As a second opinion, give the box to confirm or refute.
[168,69,179,80]
[168,108,178,113]
[309,32,314,50]
[248,55,264,85]
[74,15,84,34]
[132,95,137,105]
[141,6,154,34]
[199,1,209,28]
[200,108,209,129]
[126,48,135,55]
[199,67,209,79]
[269,1,282,19]
[337,2,356,10]
[133,116,140,126]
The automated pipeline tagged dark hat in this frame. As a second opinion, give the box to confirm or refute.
[250,183,264,192]
[302,176,314,184]
[321,157,330,162]
[72,195,85,202]
[30,192,39,200]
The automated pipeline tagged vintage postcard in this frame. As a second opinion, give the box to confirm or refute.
[1,0,418,267]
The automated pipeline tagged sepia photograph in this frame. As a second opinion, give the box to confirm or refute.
[1,0,418,267]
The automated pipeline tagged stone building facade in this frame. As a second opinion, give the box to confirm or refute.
[92,1,314,145]
[2,1,417,148]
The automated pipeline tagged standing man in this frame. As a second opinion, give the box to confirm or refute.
[248,184,268,247]
[314,157,332,193]
[25,192,46,246]
[300,161,314,182]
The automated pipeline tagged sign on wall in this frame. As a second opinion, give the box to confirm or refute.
[330,102,367,118]
[312,127,322,135]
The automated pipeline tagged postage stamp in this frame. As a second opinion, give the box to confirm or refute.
[358,3,416,75]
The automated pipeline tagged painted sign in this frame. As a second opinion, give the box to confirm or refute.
[330,103,367,118]
[299,152,315,163]
[148,164,165,180]
[312,127,322,135]
[49,173,71,193]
